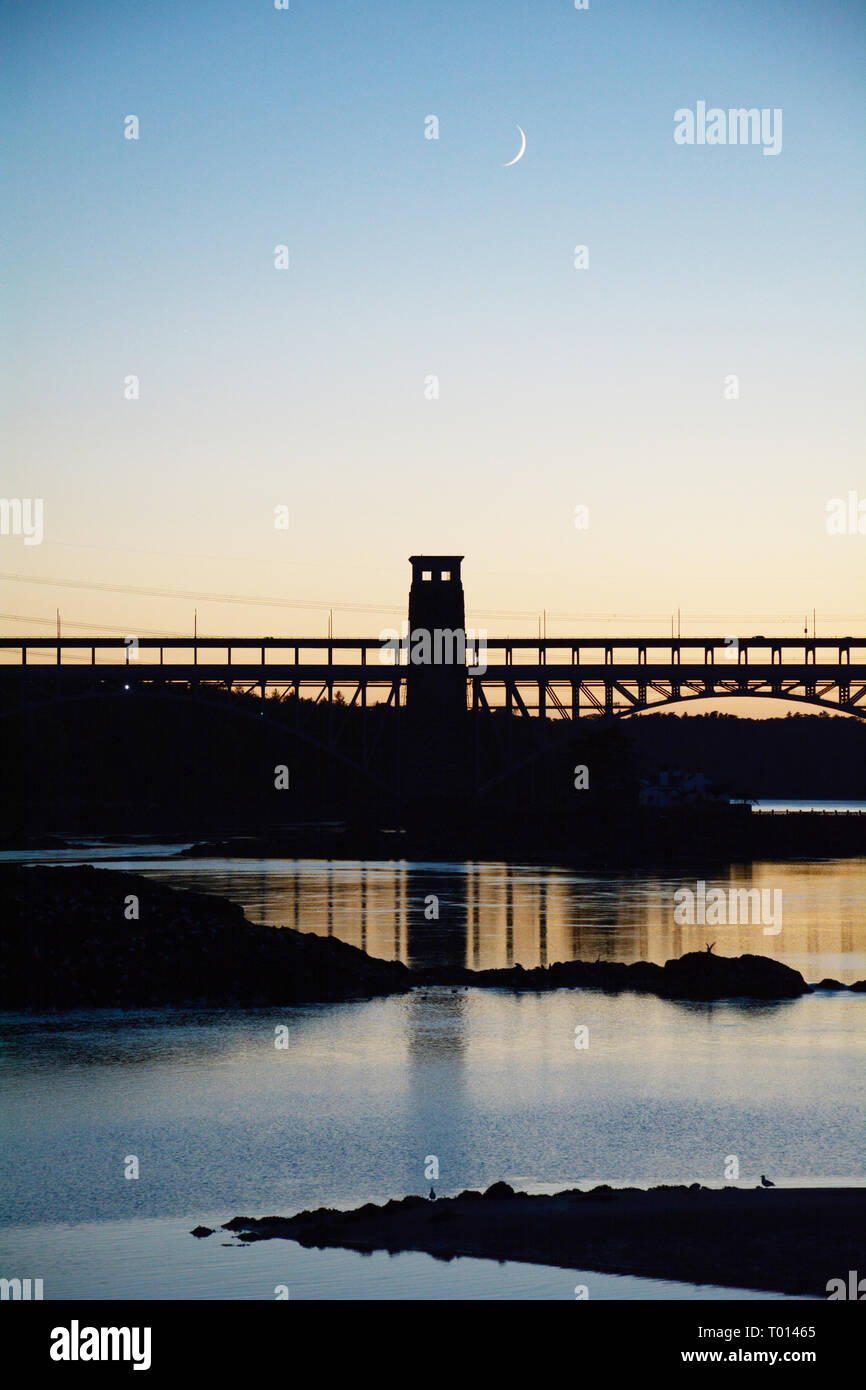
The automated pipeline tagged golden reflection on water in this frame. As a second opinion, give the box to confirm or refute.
[153,857,866,982]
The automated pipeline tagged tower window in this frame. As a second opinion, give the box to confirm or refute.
[440,570,451,581]
[422,570,432,582]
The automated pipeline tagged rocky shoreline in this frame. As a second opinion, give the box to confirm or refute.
[0,865,410,1008]
[212,1183,866,1297]
[1,865,863,1008]
[416,951,818,1000]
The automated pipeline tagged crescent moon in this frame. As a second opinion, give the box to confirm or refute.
[503,125,526,166]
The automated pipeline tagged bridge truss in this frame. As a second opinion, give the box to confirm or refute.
[1,634,864,719]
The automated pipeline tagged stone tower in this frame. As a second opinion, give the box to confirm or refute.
[405,556,468,809]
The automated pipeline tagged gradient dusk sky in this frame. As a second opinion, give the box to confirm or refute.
[2,0,864,643]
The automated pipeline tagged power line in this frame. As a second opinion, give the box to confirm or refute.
[0,572,403,617]
[0,613,196,638]
[0,574,861,631]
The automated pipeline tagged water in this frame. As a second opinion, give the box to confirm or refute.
[742,800,866,815]
[7,847,863,981]
[1,845,864,1298]
[0,1218,807,1301]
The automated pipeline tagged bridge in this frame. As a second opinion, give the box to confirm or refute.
[1,556,864,802]
[1,632,865,717]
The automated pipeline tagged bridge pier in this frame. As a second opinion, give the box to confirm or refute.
[405,555,469,814]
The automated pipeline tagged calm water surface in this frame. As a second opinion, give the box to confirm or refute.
[5,843,866,979]
[1,844,863,1298]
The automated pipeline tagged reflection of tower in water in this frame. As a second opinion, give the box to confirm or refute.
[186,860,865,981]
[402,984,471,1196]
[259,862,621,970]
[408,866,469,973]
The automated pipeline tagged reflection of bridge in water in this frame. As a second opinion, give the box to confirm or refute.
[135,858,865,981]
[2,556,864,801]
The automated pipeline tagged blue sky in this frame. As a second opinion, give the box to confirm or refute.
[2,0,864,638]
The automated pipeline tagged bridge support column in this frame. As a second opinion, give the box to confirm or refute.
[405,555,469,816]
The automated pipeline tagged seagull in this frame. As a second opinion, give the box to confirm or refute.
[760,1174,775,1188]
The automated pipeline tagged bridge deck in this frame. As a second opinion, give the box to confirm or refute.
[1,643,864,717]
[1,634,864,667]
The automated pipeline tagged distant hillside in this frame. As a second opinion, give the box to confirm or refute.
[0,694,863,837]
[626,712,866,799]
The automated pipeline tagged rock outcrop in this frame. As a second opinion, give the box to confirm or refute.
[219,1183,866,1297]
[0,865,410,1008]
[0,867,844,1009]
[416,949,810,1000]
